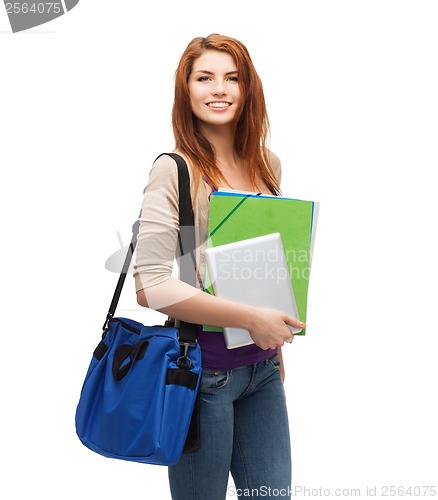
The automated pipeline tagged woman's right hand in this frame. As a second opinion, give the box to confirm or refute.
[245,306,305,350]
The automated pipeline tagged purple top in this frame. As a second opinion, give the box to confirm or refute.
[197,326,278,370]
[198,180,279,370]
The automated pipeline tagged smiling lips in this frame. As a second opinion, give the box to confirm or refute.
[206,101,232,109]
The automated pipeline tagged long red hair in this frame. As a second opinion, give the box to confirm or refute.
[172,34,281,202]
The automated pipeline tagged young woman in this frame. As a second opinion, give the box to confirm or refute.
[134,34,305,500]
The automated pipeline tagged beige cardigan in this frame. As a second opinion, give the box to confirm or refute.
[133,151,282,294]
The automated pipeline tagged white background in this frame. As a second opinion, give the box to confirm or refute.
[1,1,437,498]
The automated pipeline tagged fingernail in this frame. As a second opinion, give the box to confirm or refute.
[300,322,306,327]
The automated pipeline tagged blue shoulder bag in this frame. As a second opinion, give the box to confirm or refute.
[75,153,202,465]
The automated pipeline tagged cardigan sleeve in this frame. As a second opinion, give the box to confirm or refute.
[133,155,180,292]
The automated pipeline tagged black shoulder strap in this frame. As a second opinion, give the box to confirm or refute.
[155,153,198,343]
[103,153,197,344]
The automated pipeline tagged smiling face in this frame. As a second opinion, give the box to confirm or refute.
[187,50,241,129]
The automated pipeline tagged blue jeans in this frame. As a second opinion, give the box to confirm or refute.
[168,356,292,499]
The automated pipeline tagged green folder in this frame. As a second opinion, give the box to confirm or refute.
[203,191,318,336]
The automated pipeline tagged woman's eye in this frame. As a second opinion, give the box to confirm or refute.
[196,76,238,82]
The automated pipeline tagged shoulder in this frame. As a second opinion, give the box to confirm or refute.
[140,153,181,212]
[150,151,195,180]
[150,153,179,177]
[267,149,282,181]
[145,153,183,193]
[146,152,200,207]
[268,149,281,171]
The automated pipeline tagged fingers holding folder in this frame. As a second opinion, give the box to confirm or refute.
[244,306,306,350]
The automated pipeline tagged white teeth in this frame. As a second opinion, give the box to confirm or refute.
[207,102,230,108]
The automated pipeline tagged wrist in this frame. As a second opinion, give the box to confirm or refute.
[239,304,258,331]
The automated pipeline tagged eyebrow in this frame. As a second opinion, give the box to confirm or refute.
[194,70,238,76]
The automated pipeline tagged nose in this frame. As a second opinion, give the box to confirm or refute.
[211,80,227,96]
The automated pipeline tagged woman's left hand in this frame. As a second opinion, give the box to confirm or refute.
[277,348,285,383]
[279,364,285,383]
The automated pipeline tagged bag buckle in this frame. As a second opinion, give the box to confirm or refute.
[177,340,197,370]
[164,317,175,328]
[102,313,114,338]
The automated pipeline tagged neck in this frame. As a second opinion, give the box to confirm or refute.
[197,122,240,170]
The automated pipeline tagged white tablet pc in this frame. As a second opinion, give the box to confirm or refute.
[205,233,302,349]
